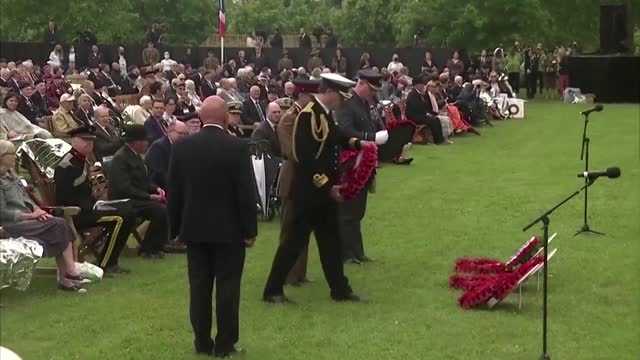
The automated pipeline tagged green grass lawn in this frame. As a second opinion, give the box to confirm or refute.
[1,102,639,360]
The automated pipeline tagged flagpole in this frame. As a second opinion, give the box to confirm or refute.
[221,36,225,64]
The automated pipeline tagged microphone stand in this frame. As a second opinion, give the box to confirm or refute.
[576,111,605,236]
[523,179,596,360]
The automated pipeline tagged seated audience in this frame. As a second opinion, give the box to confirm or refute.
[144,99,169,143]
[0,140,87,292]
[251,102,282,157]
[53,127,135,274]
[1,92,52,140]
[52,94,82,139]
[241,86,267,126]
[123,95,152,125]
[201,70,216,99]
[226,101,245,137]
[74,94,94,127]
[185,80,202,112]
[163,96,179,124]
[108,125,168,258]
[145,121,188,189]
[405,76,445,144]
[31,79,53,118]
[17,83,40,125]
[93,106,123,163]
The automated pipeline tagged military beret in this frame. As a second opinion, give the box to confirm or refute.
[68,125,96,139]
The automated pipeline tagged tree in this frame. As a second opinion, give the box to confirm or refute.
[393,0,556,50]
[330,0,399,47]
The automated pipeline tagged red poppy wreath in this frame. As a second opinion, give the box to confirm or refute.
[339,144,378,201]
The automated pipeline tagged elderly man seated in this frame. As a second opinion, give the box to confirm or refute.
[52,94,83,139]
[108,125,169,258]
[122,95,152,125]
[1,91,52,140]
[54,126,136,274]
[250,101,281,157]
[93,106,123,163]
[405,76,446,144]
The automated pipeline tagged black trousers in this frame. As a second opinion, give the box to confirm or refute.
[508,72,520,95]
[264,198,353,299]
[339,187,368,261]
[187,241,246,354]
[129,200,168,253]
[74,209,136,268]
[536,71,544,93]
[415,115,445,144]
[526,72,538,99]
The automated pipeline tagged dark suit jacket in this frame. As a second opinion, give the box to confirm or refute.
[9,79,20,93]
[250,120,281,157]
[299,34,312,49]
[336,93,376,142]
[94,123,123,162]
[251,53,269,72]
[17,95,38,124]
[241,98,266,125]
[270,34,283,49]
[167,126,257,243]
[108,145,158,201]
[144,115,168,143]
[73,108,94,127]
[405,88,430,123]
[145,136,172,189]
[31,91,52,117]
[190,73,203,97]
[201,80,216,99]
[88,53,103,69]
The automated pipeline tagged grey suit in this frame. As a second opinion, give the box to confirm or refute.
[250,120,281,158]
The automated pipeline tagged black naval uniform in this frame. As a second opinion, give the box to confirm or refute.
[263,98,362,300]
[336,92,376,262]
[54,148,135,269]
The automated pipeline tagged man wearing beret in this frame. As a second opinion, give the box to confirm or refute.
[405,75,445,144]
[263,73,373,304]
[336,69,389,264]
[108,124,169,258]
[54,126,136,273]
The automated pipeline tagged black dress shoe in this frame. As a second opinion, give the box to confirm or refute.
[214,346,246,358]
[356,255,376,263]
[343,258,362,265]
[333,292,367,303]
[262,295,295,304]
[194,339,214,355]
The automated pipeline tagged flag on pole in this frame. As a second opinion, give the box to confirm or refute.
[218,0,226,37]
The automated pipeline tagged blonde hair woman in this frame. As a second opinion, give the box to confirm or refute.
[0,140,88,292]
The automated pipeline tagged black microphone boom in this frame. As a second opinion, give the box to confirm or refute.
[577,166,621,180]
[580,104,604,116]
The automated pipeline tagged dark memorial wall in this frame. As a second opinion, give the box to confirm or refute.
[0,42,467,79]
[569,55,640,103]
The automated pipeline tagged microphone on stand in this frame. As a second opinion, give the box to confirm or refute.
[579,104,603,116]
[577,166,621,180]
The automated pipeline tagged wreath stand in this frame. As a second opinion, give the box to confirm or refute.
[522,180,597,360]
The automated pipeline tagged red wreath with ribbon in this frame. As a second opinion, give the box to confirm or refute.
[339,144,378,201]
[453,236,539,275]
[456,256,544,309]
